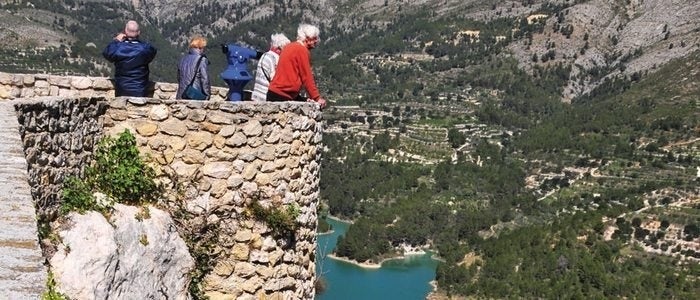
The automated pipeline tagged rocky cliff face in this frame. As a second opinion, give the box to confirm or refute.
[50,204,194,300]
[507,0,700,101]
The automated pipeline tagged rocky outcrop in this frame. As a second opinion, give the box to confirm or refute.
[50,204,194,300]
[507,0,700,101]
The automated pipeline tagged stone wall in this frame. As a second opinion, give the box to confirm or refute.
[104,98,322,299]
[0,71,230,101]
[13,97,107,217]
[12,95,322,299]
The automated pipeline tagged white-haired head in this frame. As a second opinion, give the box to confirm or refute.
[124,20,140,38]
[270,33,291,49]
[297,24,320,42]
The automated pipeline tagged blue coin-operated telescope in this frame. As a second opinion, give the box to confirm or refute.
[220,44,262,101]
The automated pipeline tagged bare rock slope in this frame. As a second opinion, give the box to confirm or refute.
[508,0,700,101]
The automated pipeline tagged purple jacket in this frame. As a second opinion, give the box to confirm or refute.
[177,49,211,99]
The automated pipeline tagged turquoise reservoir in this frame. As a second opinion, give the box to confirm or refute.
[315,218,439,300]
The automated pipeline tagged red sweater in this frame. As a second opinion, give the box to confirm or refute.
[268,41,321,100]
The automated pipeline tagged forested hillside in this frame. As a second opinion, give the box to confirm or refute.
[320,48,699,298]
[1,0,699,298]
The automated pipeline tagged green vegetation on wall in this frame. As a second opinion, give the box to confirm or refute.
[61,130,161,214]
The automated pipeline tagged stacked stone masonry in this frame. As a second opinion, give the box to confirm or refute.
[14,98,107,217]
[0,71,230,101]
[104,98,322,300]
[6,72,322,299]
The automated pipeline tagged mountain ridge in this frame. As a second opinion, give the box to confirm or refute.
[1,0,698,101]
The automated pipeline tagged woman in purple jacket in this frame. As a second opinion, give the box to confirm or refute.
[102,20,157,97]
[177,36,211,100]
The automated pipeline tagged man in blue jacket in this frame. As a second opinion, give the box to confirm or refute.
[103,20,157,97]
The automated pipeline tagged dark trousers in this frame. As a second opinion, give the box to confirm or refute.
[266,90,307,102]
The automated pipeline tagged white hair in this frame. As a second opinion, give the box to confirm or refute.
[270,33,291,49]
[297,24,320,41]
[124,20,140,38]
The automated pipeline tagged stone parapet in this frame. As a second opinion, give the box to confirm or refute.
[12,96,323,299]
[0,71,230,101]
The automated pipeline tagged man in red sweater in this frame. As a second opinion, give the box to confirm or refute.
[267,24,327,109]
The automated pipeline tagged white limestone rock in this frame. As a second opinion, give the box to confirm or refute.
[49,204,194,300]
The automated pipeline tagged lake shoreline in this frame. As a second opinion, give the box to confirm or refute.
[326,253,382,269]
[327,248,439,270]
[317,217,438,300]
[317,229,334,236]
[326,215,354,224]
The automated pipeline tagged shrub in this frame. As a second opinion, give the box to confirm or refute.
[249,199,300,237]
[86,129,160,204]
[60,176,97,215]
[61,130,161,214]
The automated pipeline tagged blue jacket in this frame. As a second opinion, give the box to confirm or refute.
[103,39,157,97]
[177,49,211,99]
